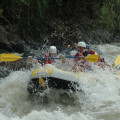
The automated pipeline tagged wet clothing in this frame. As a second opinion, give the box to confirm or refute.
[74,50,89,65]
[74,49,95,71]
[42,53,56,65]
[75,49,95,63]
[83,49,95,57]
[75,51,84,64]
[97,58,105,63]
[44,53,52,64]
[89,49,95,55]
[96,57,105,67]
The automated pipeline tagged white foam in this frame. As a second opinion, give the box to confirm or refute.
[0,44,120,120]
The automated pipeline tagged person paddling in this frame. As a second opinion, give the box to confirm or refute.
[28,46,58,65]
[43,46,57,64]
[73,42,89,72]
[74,42,95,61]
[72,41,96,72]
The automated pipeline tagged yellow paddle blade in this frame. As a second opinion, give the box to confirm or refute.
[0,54,22,62]
[114,55,120,67]
[85,54,99,63]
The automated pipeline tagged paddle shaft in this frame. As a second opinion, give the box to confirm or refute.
[23,56,80,59]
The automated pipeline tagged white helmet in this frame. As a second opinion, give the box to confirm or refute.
[49,46,57,53]
[78,41,86,48]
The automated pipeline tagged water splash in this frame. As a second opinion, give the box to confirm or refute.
[0,44,120,120]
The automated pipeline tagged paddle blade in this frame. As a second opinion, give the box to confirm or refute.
[0,54,22,62]
[114,55,120,67]
[85,54,99,63]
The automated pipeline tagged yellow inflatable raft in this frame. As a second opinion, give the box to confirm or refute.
[27,64,120,95]
[27,65,82,94]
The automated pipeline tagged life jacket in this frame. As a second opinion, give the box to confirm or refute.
[75,51,85,64]
[89,49,95,55]
[98,58,102,62]
[44,53,52,64]
[75,49,95,64]
[94,57,105,67]
[97,57,105,62]
[76,51,84,57]
[81,49,95,57]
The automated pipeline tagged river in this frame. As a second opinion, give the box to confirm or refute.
[0,44,120,120]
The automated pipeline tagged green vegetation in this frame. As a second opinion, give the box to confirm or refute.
[101,0,120,32]
[0,0,120,36]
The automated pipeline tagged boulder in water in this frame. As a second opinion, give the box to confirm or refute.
[0,66,10,78]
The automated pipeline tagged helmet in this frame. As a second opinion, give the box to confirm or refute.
[78,41,86,48]
[49,46,57,53]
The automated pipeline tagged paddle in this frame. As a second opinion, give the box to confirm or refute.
[67,45,70,56]
[114,55,120,67]
[0,53,99,63]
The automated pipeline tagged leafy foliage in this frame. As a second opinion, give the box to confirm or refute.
[0,9,3,15]
[100,0,120,33]
[56,0,63,6]
[0,0,119,36]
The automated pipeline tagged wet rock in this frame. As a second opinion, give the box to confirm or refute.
[0,42,13,52]
[0,50,9,54]
[0,25,13,52]
[0,18,120,55]
[0,60,33,78]
[3,59,33,71]
[11,38,29,53]
[0,66,10,78]
[0,25,30,53]
[113,35,120,43]
[46,18,114,48]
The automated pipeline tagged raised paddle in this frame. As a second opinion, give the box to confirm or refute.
[114,55,120,67]
[0,53,99,63]
[67,45,70,56]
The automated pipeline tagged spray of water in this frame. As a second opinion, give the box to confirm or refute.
[0,44,120,120]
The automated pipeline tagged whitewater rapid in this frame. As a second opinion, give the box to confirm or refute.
[0,44,120,120]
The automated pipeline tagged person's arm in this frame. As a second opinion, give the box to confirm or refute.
[104,61,111,68]
[74,43,78,48]
[59,55,69,64]
[28,56,38,64]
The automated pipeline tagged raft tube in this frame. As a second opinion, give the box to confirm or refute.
[27,66,82,94]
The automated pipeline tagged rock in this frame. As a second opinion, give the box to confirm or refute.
[113,35,120,43]
[0,42,13,52]
[11,38,28,53]
[46,18,114,48]
[0,59,33,71]
[0,66,10,78]
[0,25,31,53]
